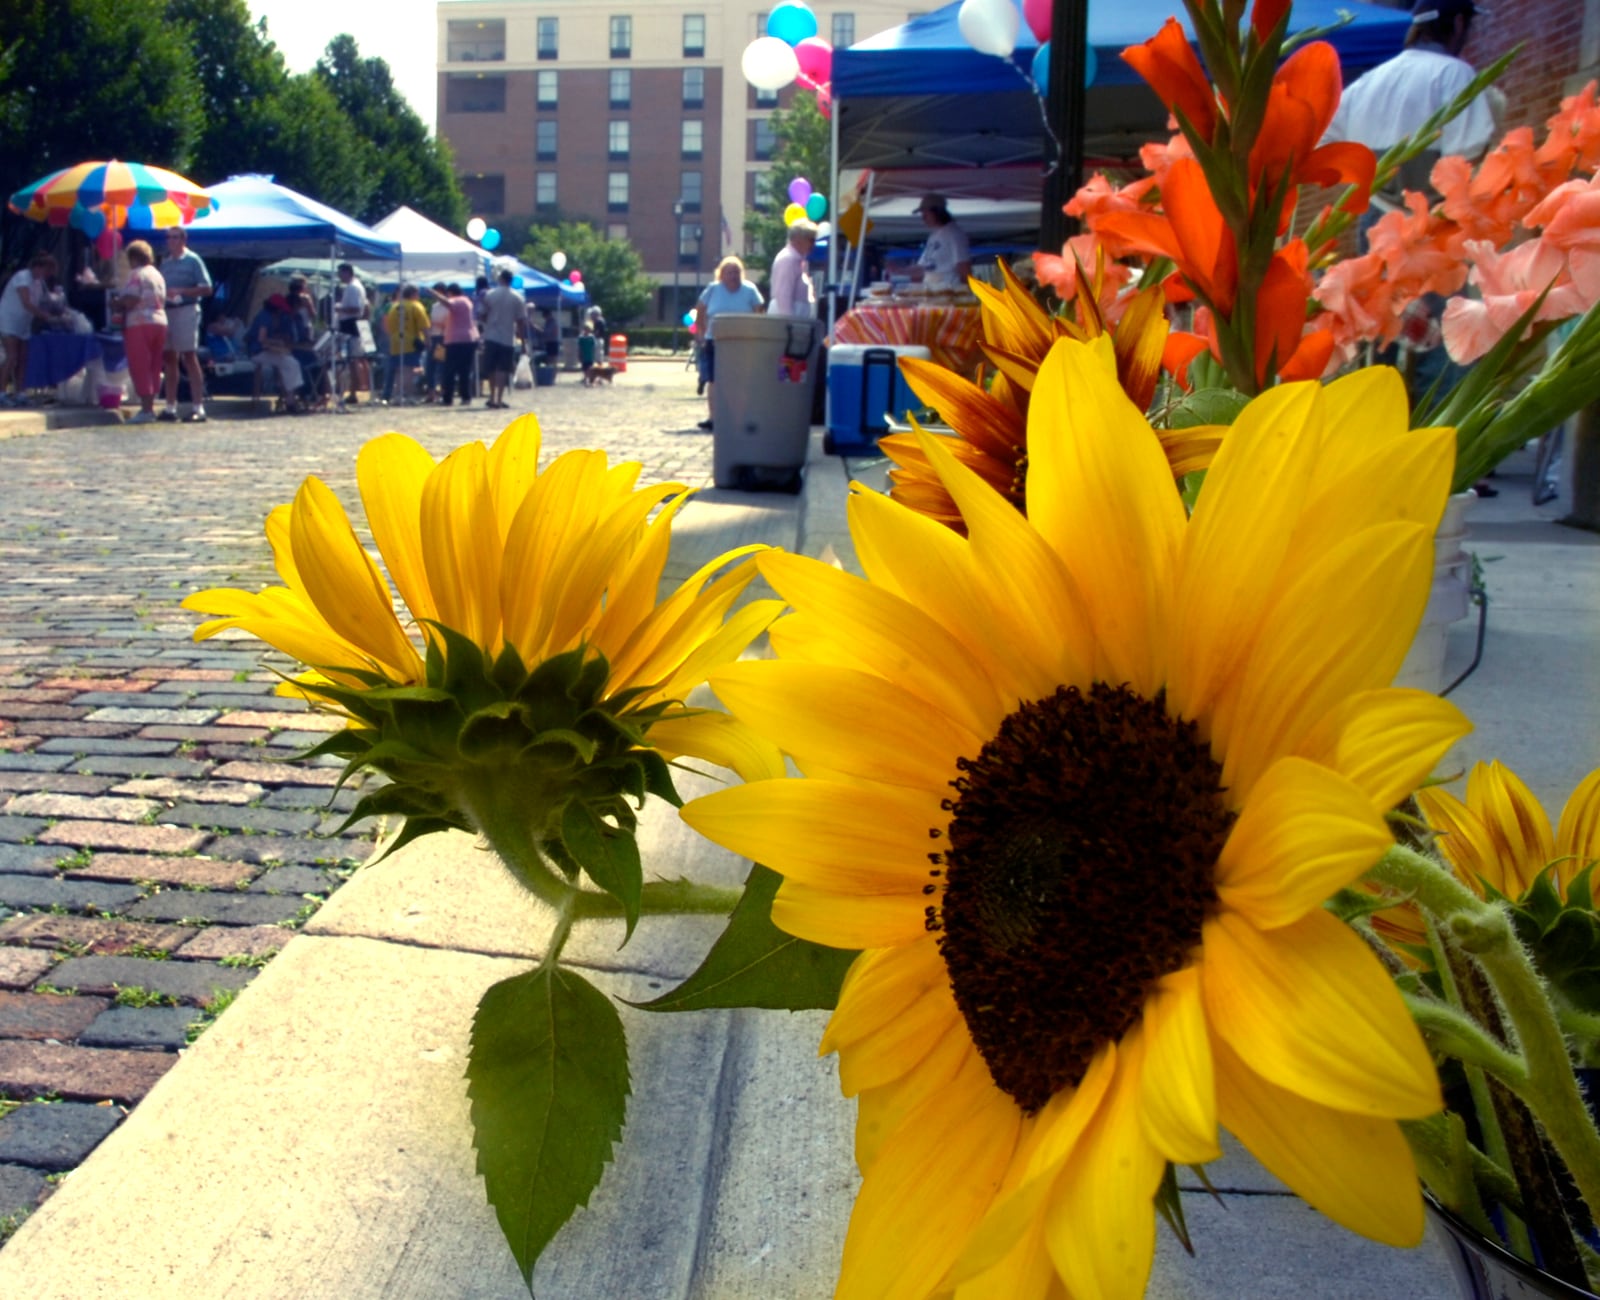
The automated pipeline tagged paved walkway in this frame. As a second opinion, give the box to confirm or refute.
[0,361,717,1226]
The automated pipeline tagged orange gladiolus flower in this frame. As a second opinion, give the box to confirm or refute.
[1251,0,1292,39]
[1255,243,1335,384]
[1122,17,1218,141]
[1247,43,1374,227]
[1094,158,1239,312]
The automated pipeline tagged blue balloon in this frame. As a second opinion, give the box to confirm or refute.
[766,2,818,46]
[682,311,695,326]
[1032,41,1099,96]
[512,276,524,289]
[482,228,501,250]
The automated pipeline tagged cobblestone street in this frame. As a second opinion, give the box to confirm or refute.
[0,361,718,1229]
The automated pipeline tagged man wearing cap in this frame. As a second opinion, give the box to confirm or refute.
[1325,0,1497,191]
[912,194,972,291]
[158,227,212,423]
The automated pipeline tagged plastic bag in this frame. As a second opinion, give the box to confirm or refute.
[512,353,533,389]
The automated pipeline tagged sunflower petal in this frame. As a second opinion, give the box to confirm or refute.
[823,939,953,1059]
[1294,689,1472,812]
[645,711,784,783]
[1215,756,1393,929]
[1468,761,1557,896]
[419,441,503,653]
[1558,769,1600,873]
[1138,966,1220,1163]
[856,1025,973,1174]
[773,879,930,949]
[1214,1034,1424,1246]
[836,1049,1022,1300]
[1203,908,1441,1117]
[356,433,439,625]
[485,413,543,540]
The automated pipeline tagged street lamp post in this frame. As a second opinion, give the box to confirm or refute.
[671,198,684,353]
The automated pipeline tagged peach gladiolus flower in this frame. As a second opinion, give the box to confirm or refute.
[1441,238,1597,364]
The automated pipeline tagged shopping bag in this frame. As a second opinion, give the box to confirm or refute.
[512,353,534,389]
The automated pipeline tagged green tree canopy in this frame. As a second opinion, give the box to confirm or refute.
[0,0,203,215]
[166,0,288,186]
[517,221,656,326]
[745,93,833,291]
[316,34,466,230]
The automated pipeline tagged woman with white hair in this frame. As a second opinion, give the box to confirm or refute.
[690,255,764,431]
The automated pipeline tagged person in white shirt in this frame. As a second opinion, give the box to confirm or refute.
[768,220,818,318]
[913,194,972,290]
[1324,0,1496,195]
[334,262,370,404]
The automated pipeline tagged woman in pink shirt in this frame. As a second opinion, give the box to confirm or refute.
[439,283,479,407]
[117,241,168,424]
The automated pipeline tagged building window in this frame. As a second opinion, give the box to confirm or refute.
[610,15,632,58]
[609,120,630,160]
[608,172,630,212]
[536,120,558,161]
[682,68,704,108]
[537,70,558,108]
[445,73,505,113]
[447,19,505,62]
[681,119,703,159]
[680,170,702,211]
[609,69,631,108]
[832,13,855,46]
[748,170,771,212]
[753,118,776,161]
[678,222,701,264]
[607,222,628,242]
[537,17,558,59]
[683,14,706,57]
[460,174,505,215]
[536,172,557,209]
[755,84,778,107]
[755,11,768,37]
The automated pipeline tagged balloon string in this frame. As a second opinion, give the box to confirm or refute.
[1006,56,1063,179]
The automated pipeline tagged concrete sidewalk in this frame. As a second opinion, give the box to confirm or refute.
[0,417,1592,1295]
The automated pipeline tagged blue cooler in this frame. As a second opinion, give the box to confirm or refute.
[825,343,932,456]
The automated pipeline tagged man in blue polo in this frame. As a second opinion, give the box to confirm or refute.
[158,227,212,423]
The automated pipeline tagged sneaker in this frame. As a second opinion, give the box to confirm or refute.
[130,410,155,424]
[697,418,713,431]
[186,407,207,423]
[158,408,179,422]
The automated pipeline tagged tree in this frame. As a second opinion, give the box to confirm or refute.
[166,0,289,187]
[0,0,203,227]
[518,221,656,326]
[744,93,833,291]
[315,34,466,230]
[249,74,377,217]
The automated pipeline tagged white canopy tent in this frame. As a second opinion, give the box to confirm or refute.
[368,205,486,285]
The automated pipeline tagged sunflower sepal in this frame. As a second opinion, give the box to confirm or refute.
[1489,864,1600,1032]
[1154,1164,1196,1255]
[560,800,644,941]
[631,864,858,1013]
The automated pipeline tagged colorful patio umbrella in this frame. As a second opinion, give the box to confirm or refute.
[7,159,216,237]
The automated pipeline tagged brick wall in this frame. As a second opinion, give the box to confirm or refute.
[1464,0,1599,137]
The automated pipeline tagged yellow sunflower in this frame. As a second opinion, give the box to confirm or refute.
[183,416,784,787]
[682,343,1468,1300]
[883,264,1219,532]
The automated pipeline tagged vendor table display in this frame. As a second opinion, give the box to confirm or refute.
[23,332,102,389]
[833,290,982,377]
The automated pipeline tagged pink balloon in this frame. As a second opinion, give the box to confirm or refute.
[569,269,583,283]
[794,36,832,86]
[1023,0,1051,43]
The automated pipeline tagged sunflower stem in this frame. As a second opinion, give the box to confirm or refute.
[1402,995,1527,1086]
[455,780,580,916]
[571,880,743,921]
[1375,845,1600,1245]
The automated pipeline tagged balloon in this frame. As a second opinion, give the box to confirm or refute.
[1031,40,1098,95]
[682,311,695,326]
[688,321,698,334]
[742,36,800,91]
[569,269,582,283]
[783,202,807,226]
[482,228,501,250]
[958,0,1019,57]
[71,206,107,238]
[95,227,121,261]
[805,192,827,221]
[794,36,833,84]
[512,276,524,289]
[1023,0,1051,43]
[816,220,833,240]
[466,217,487,240]
[788,177,812,205]
[551,250,567,271]
[766,1,818,45]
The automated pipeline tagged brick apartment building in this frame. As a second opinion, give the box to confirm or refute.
[435,0,911,322]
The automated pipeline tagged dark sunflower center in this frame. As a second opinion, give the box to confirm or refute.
[930,682,1231,1114]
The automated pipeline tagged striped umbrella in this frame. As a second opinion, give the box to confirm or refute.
[7,159,216,234]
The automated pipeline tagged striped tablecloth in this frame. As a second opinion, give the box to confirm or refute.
[833,303,983,378]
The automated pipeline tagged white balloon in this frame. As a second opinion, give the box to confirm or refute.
[551,250,568,271]
[958,0,1020,57]
[742,36,801,92]
[466,217,487,241]
[816,221,833,239]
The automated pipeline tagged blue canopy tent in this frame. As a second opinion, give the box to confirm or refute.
[500,258,589,310]
[180,176,400,261]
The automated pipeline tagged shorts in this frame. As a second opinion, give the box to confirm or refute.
[483,340,516,376]
[697,339,715,384]
[165,303,200,353]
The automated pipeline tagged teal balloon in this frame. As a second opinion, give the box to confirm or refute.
[1032,41,1098,95]
[512,276,524,289]
[766,2,818,45]
[682,311,695,326]
[482,228,501,250]
[804,192,827,221]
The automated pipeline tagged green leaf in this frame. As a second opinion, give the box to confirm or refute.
[560,802,642,941]
[633,864,858,1012]
[1167,386,1249,430]
[1155,1164,1195,1255]
[468,965,631,1292]
[638,751,683,808]
[367,814,462,866]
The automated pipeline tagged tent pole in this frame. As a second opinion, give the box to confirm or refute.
[846,169,873,314]
[1040,0,1089,250]
[828,98,841,338]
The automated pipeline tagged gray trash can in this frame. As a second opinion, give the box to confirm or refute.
[711,313,821,492]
